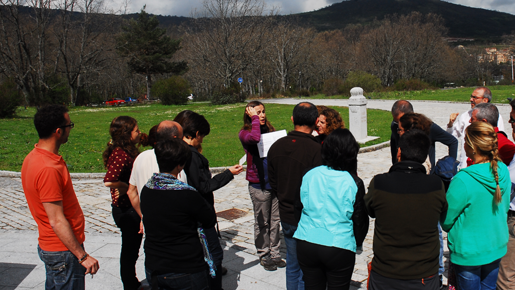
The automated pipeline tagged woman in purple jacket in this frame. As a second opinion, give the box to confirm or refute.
[239,101,285,271]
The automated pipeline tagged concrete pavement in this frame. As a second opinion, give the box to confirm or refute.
[2,98,511,289]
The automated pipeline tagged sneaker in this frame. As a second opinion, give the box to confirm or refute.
[272,257,286,268]
[260,256,277,271]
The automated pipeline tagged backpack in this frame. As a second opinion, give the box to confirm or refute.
[433,156,459,191]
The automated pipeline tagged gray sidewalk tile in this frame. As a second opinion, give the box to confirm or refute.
[0,99,474,289]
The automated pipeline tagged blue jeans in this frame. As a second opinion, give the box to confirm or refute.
[454,258,501,290]
[203,226,223,290]
[282,221,304,290]
[37,245,85,290]
[145,268,209,290]
[438,222,444,276]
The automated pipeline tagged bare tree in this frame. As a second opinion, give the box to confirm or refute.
[360,17,404,86]
[54,0,114,105]
[0,0,53,104]
[266,20,315,92]
[186,0,275,90]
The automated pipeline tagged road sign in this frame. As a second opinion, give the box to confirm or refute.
[238,77,243,83]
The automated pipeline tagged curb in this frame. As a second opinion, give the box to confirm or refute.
[359,141,390,153]
[0,142,390,178]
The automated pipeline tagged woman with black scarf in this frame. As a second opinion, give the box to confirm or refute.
[239,101,286,271]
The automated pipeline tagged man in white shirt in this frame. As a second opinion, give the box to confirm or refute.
[446,87,504,169]
[127,120,183,232]
[497,99,515,290]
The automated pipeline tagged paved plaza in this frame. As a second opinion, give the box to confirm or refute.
[0,98,512,289]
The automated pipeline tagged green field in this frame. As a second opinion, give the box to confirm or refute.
[308,85,515,103]
[0,103,392,173]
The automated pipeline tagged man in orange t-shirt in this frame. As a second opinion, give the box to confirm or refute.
[21,105,99,290]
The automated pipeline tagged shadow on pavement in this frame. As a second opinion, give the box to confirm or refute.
[0,262,37,288]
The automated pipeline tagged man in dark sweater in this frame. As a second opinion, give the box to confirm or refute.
[268,102,322,290]
[365,129,447,290]
[390,100,458,171]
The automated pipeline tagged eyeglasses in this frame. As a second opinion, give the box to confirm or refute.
[60,122,74,129]
[509,117,515,124]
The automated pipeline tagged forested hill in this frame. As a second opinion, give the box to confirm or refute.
[296,0,515,40]
[12,0,515,41]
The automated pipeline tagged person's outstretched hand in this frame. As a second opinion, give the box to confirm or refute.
[229,165,244,175]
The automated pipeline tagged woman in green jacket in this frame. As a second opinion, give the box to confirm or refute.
[442,121,511,290]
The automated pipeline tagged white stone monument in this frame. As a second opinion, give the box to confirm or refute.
[348,87,379,144]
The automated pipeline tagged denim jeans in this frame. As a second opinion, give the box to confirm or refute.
[282,221,304,290]
[145,268,209,290]
[203,226,223,290]
[438,222,444,276]
[37,245,86,290]
[497,216,515,289]
[454,258,501,290]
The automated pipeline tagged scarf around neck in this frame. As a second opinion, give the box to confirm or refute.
[145,172,197,191]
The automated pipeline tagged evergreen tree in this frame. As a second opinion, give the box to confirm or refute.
[116,7,187,100]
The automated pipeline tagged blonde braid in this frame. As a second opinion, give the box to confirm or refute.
[490,133,502,204]
[466,122,503,204]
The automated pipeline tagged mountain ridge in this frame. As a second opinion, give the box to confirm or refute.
[295,0,515,40]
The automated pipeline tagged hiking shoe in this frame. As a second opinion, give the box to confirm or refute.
[272,257,286,268]
[260,256,277,271]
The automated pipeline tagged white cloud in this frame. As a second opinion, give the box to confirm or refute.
[444,0,515,15]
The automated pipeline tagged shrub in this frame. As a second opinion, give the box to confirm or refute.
[0,79,21,118]
[498,79,514,86]
[393,79,433,91]
[211,84,246,105]
[297,89,310,97]
[341,71,381,96]
[323,78,344,96]
[152,76,190,105]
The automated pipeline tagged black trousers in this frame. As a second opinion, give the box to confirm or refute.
[297,239,356,290]
[112,206,143,290]
[368,269,439,290]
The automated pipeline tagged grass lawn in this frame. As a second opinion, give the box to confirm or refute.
[307,85,515,103]
[0,103,392,173]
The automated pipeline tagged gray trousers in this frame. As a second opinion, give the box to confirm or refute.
[248,185,281,259]
[497,215,515,290]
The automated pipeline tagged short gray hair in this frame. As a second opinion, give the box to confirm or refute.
[473,103,499,127]
[476,87,492,102]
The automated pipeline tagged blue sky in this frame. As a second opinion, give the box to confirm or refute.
[111,0,515,17]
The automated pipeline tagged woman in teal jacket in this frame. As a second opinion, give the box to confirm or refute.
[294,128,369,290]
[442,121,511,290]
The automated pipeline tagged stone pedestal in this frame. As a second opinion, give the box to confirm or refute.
[348,87,379,144]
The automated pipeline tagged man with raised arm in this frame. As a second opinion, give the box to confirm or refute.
[21,105,99,289]
[447,86,504,168]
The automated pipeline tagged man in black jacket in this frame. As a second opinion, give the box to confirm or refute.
[390,100,458,171]
[365,129,447,290]
[268,102,322,290]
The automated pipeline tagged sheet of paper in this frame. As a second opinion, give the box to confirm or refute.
[239,154,247,166]
[257,130,287,158]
